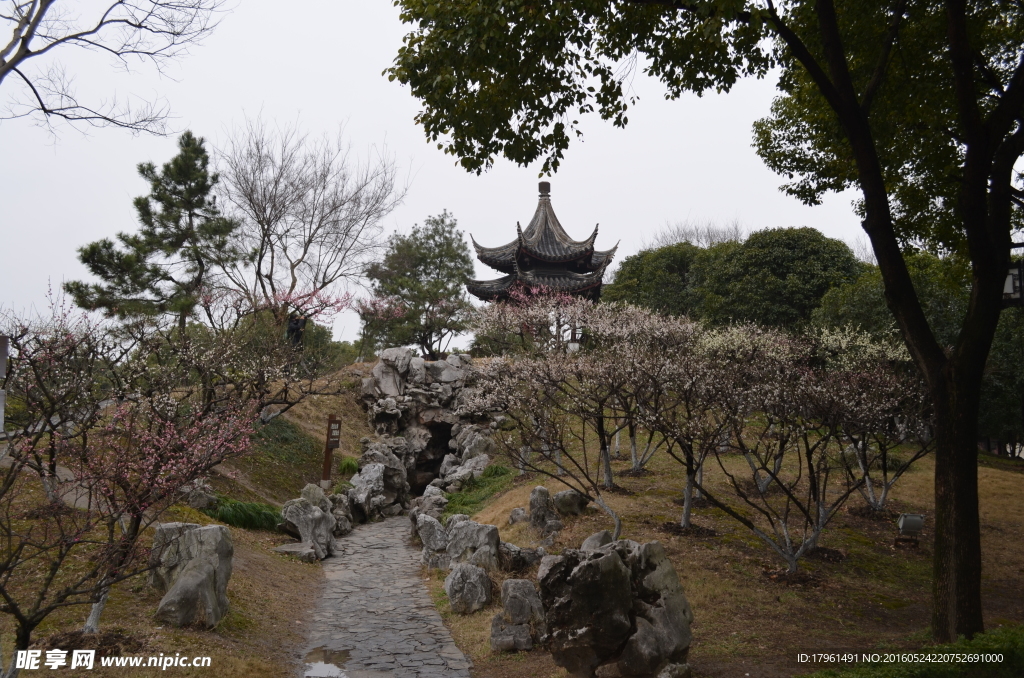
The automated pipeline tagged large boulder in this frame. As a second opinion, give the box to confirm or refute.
[462,453,491,479]
[491,615,533,652]
[417,513,450,570]
[150,524,233,629]
[529,486,553,531]
[498,541,547,573]
[538,540,693,678]
[581,530,613,552]
[328,493,354,536]
[281,490,337,560]
[358,441,411,508]
[446,520,500,571]
[348,463,387,521]
[501,579,546,633]
[439,454,461,479]
[444,563,491,614]
[553,489,590,517]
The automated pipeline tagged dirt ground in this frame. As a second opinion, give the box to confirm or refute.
[434,450,1024,678]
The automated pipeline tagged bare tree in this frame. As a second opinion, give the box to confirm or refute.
[642,217,745,250]
[1,0,223,132]
[217,117,405,324]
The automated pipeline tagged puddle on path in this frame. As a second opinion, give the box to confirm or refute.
[303,647,350,678]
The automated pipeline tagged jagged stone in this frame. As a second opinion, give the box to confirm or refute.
[553,489,590,516]
[509,507,529,525]
[445,514,470,530]
[439,453,461,479]
[328,493,354,536]
[529,486,555,532]
[151,524,233,629]
[581,530,613,552]
[490,615,533,652]
[416,514,448,552]
[446,520,500,571]
[444,563,491,614]
[462,453,491,479]
[498,541,547,573]
[539,540,693,678]
[281,495,337,560]
[501,579,546,632]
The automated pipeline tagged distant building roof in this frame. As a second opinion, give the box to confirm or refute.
[467,182,617,302]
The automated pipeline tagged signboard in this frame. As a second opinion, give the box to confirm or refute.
[327,417,341,450]
[321,415,340,489]
[1005,261,1024,307]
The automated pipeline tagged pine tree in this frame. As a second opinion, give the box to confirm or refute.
[65,131,239,330]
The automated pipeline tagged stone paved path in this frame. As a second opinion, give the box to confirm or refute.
[302,517,472,678]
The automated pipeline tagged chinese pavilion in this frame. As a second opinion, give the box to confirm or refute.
[466,182,618,302]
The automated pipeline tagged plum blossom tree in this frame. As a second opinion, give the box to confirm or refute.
[0,305,257,662]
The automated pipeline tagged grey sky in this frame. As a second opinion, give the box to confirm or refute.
[0,0,864,341]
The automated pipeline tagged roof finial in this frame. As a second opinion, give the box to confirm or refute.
[539,181,550,197]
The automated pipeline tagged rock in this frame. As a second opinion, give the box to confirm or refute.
[416,514,449,552]
[553,489,590,516]
[539,547,633,677]
[281,496,337,560]
[443,465,475,486]
[300,483,333,512]
[423,484,445,499]
[408,357,426,384]
[490,614,533,652]
[581,530,613,552]
[445,514,470,530]
[372,360,403,397]
[179,478,218,511]
[151,524,233,629]
[509,507,529,525]
[349,463,386,519]
[439,454,461,479]
[446,520,500,571]
[444,563,491,614]
[498,541,547,573]
[358,442,411,507]
[272,542,318,563]
[381,347,414,375]
[543,517,565,537]
[529,486,555,532]
[462,453,491,479]
[501,579,546,632]
[539,540,693,678]
[328,493,354,536]
[656,664,692,678]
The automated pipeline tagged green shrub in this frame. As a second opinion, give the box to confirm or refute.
[443,464,514,519]
[801,625,1024,678]
[204,498,281,531]
[338,457,360,476]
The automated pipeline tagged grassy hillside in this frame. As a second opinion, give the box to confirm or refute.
[4,379,375,678]
[429,449,1024,678]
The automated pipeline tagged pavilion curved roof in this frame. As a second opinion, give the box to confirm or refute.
[465,267,609,302]
[472,189,608,273]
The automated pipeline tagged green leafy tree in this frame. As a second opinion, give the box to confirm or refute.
[388,0,1024,639]
[64,131,239,331]
[359,211,474,359]
[605,228,858,328]
[603,241,701,316]
[695,227,860,328]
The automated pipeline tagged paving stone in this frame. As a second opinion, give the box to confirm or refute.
[303,517,471,678]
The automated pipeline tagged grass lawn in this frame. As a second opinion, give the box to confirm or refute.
[430,447,1024,678]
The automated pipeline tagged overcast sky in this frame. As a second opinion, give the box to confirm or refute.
[0,0,865,342]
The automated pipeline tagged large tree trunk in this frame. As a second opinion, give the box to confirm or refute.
[930,378,984,642]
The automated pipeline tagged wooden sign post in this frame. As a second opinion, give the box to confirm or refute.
[321,415,341,490]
